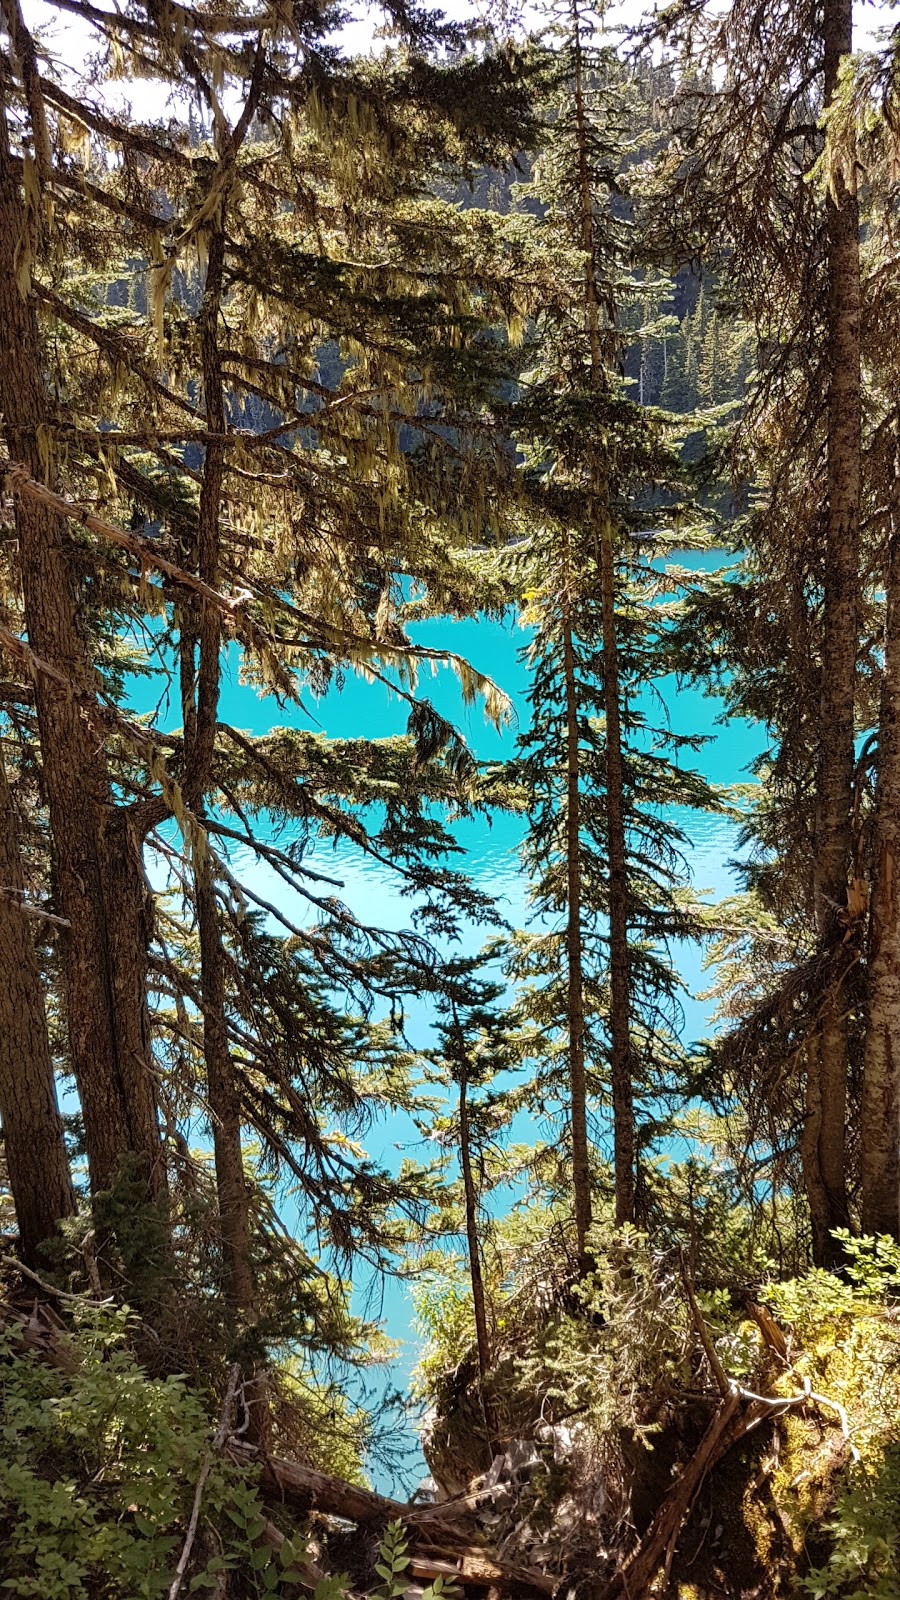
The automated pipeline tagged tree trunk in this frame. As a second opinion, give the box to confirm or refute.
[0,89,166,1214]
[597,516,635,1226]
[0,742,75,1264]
[562,598,593,1263]
[809,0,861,1266]
[195,853,257,1325]
[182,210,263,1435]
[800,1035,829,1265]
[455,1041,495,1447]
[860,447,900,1239]
[571,1,634,1224]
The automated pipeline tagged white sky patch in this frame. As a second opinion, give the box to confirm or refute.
[11,0,898,129]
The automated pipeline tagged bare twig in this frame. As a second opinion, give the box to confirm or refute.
[0,885,70,929]
[679,1247,730,1398]
[0,1255,113,1305]
[167,1362,241,1600]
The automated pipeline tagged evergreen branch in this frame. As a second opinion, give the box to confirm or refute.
[1,458,246,615]
[36,76,194,168]
[32,287,203,421]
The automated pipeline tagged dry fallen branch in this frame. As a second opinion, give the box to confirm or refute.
[227,1442,554,1597]
[598,1373,856,1599]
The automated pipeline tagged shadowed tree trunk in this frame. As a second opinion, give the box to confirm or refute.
[0,742,75,1264]
[190,216,257,1334]
[861,442,900,1239]
[451,1016,496,1450]
[809,0,861,1266]
[0,86,166,1218]
[458,1059,492,1399]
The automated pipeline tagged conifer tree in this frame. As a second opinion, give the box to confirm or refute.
[0,739,74,1265]
[0,56,169,1247]
[0,0,548,1346]
[649,0,865,1264]
[509,0,715,1246]
[424,950,520,1444]
[832,39,900,1238]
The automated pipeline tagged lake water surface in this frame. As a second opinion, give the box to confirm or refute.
[210,551,763,1486]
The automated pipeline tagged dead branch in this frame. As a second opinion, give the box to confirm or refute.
[167,1363,241,1600]
[597,1372,856,1599]
[227,1443,554,1596]
[679,1248,730,1398]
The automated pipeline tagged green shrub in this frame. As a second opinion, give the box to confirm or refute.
[0,1306,288,1599]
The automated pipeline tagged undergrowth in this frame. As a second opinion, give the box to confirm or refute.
[0,1305,450,1600]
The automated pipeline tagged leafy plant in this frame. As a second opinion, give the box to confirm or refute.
[801,1446,900,1600]
[374,1520,411,1600]
[0,1309,299,1599]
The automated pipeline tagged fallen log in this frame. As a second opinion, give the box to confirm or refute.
[228,1441,421,1528]
[227,1443,555,1597]
[228,1441,482,1536]
[408,1553,556,1597]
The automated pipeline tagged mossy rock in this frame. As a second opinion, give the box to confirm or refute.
[421,1351,544,1494]
[664,1414,849,1599]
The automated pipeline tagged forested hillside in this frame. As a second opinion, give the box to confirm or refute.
[1,0,900,1594]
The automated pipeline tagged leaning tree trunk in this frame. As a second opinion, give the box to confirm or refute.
[571,3,634,1224]
[562,595,594,1264]
[0,741,75,1264]
[860,443,900,1239]
[810,0,861,1266]
[0,88,166,1215]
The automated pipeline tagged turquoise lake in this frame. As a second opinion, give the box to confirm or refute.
[203,548,763,1487]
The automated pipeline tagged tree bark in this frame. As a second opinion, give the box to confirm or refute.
[0,88,166,1213]
[800,1035,830,1264]
[597,515,634,1226]
[562,597,593,1263]
[860,446,900,1239]
[0,742,75,1264]
[809,0,861,1265]
[181,203,263,1434]
[571,0,634,1224]
[455,1036,495,1447]
[195,852,256,1326]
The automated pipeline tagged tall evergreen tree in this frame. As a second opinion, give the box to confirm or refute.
[0,0,546,1337]
[0,738,74,1265]
[507,1,716,1247]
[649,0,866,1264]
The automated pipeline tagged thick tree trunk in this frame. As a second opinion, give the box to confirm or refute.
[860,452,900,1239]
[572,4,634,1224]
[0,92,166,1212]
[0,742,75,1264]
[809,0,861,1265]
[562,600,593,1263]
